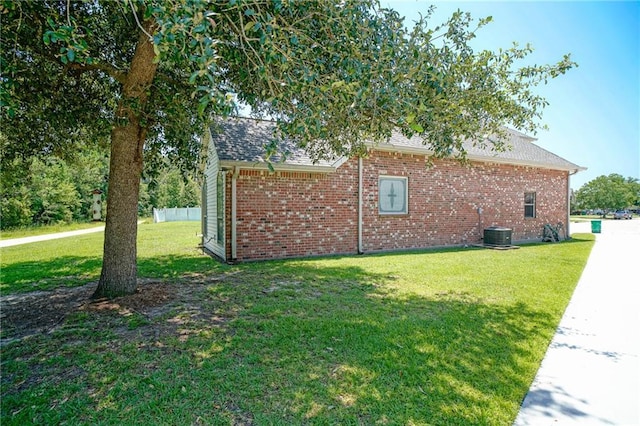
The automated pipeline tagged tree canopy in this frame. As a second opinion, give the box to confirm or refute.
[1,0,575,297]
[575,174,640,212]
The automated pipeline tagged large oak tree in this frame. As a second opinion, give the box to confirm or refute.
[1,0,575,298]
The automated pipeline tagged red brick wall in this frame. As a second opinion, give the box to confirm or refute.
[232,161,359,260]
[228,151,569,261]
[361,152,568,252]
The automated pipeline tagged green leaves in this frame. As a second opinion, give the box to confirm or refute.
[3,0,577,173]
[130,0,577,163]
[243,20,256,33]
[1,0,579,302]
[405,114,424,133]
[42,15,92,65]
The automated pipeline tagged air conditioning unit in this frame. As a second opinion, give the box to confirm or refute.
[484,227,512,246]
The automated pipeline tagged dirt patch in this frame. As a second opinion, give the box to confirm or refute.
[0,277,222,347]
[1,285,93,344]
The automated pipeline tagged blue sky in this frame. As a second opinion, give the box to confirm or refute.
[382,0,640,189]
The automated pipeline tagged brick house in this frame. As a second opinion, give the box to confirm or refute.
[202,118,584,262]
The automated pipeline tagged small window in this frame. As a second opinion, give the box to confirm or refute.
[524,192,536,218]
[379,176,408,215]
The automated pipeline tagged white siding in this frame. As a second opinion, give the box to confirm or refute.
[203,129,225,260]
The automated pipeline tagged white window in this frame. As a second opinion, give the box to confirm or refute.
[524,192,536,218]
[379,176,408,215]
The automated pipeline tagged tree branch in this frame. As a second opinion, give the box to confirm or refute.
[66,62,127,84]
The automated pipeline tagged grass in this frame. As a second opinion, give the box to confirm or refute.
[0,221,212,293]
[0,221,106,240]
[1,222,595,425]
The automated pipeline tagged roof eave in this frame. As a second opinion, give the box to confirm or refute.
[219,160,336,173]
[465,153,587,172]
[370,142,434,157]
[371,142,585,172]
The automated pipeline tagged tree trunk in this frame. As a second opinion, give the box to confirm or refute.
[92,19,158,299]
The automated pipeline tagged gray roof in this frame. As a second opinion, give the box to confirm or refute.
[383,127,585,171]
[210,118,340,171]
[211,117,584,172]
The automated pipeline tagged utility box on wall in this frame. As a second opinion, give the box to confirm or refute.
[91,189,103,221]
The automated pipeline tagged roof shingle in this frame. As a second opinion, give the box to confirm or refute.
[211,117,584,172]
[210,118,336,169]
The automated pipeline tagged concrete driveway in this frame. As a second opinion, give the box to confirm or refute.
[514,218,640,425]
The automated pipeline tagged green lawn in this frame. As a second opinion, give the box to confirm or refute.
[0,221,211,293]
[0,221,105,240]
[1,222,595,425]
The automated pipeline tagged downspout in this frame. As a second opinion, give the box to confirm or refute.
[358,156,363,254]
[231,167,240,260]
[201,176,206,245]
[567,169,578,239]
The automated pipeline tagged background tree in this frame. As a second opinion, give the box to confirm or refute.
[1,0,575,298]
[627,177,640,208]
[0,156,33,229]
[139,164,201,217]
[67,148,110,221]
[574,174,638,213]
[0,147,109,229]
[151,168,200,209]
[0,146,199,228]
[29,157,81,224]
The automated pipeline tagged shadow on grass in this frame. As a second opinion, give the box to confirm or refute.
[0,260,565,425]
[1,233,594,295]
[1,251,228,294]
[183,263,557,425]
[2,235,592,424]
[0,256,103,293]
[301,232,594,259]
[514,233,595,248]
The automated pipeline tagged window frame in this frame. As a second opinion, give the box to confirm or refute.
[216,171,225,245]
[202,175,208,237]
[524,192,536,218]
[378,176,409,215]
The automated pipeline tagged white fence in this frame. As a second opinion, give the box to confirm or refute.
[153,207,201,223]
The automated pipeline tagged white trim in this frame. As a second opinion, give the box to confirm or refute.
[567,169,579,236]
[465,155,587,173]
[358,156,363,253]
[231,167,240,260]
[369,143,586,173]
[331,156,350,169]
[567,172,571,237]
[220,160,336,174]
[524,191,537,218]
[201,174,207,238]
[214,171,226,259]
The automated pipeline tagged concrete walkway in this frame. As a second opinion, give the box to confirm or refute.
[514,219,640,425]
[0,225,105,248]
